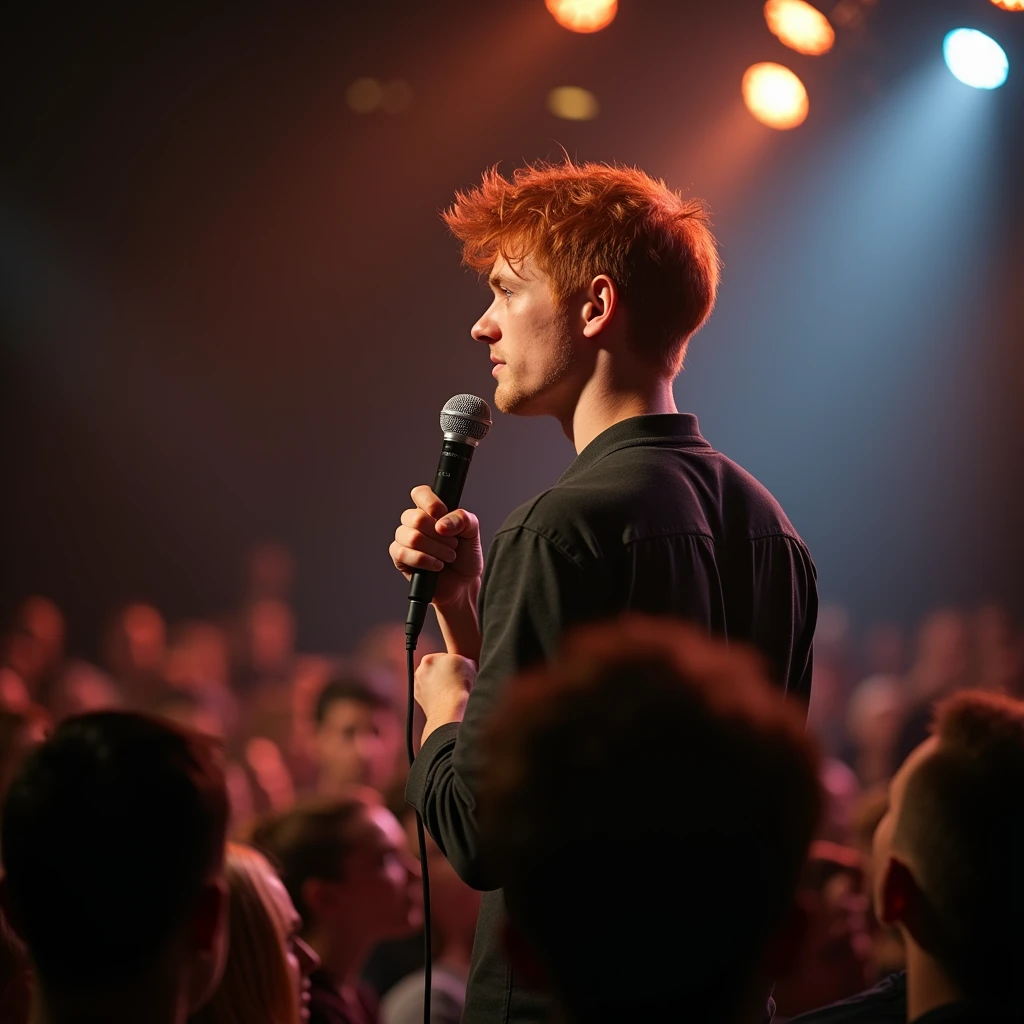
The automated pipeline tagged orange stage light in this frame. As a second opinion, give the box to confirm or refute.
[545,0,618,34]
[991,0,1024,9]
[764,0,835,56]
[742,63,809,130]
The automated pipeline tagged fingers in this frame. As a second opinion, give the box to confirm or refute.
[400,507,457,548]
[393,525,458,565]
[411,485,447,519]
[435,509,480,539]
[389,539,446,574]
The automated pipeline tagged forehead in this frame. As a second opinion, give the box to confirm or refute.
[489,253,546,285]
[260,866,300,932]
[360,805,408,850]
[323,698,377,724]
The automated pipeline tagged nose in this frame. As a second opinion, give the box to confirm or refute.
[471,305,500,343]
[295,937,321,977]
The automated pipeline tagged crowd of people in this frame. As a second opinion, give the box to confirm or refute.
[0,541,1020,1024]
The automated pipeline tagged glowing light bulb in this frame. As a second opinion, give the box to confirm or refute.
[742,63,809,130]
[547,86,599,120]
[764,0,835,56]
[943,29,1009,90]
[990,0,1024,11]
[545,0,618,34]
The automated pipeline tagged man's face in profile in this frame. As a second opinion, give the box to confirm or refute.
[471,255,579,417]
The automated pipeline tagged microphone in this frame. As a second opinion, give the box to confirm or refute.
[405,394,492,648]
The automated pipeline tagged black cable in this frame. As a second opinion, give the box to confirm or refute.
[406,639,432,1024]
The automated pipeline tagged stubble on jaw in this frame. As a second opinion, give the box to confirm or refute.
[493,306,576,415]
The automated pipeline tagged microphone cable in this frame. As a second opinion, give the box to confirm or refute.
[406,636,433,1024]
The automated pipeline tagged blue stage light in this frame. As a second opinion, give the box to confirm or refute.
[943,29,1009,90]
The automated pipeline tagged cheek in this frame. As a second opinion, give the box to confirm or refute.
[285,950,301,995]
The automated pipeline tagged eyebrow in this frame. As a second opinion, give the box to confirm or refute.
[488,274,509,290]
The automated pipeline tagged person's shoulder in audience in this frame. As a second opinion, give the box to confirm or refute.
[309,967,380,1024]
[785,970,906,1024]
[379,966,465,1024]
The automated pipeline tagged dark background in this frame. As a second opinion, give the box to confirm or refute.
[2,0,1021,657]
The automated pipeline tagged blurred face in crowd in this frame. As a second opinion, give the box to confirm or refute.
[310,805,422,951]
[871,737,936,923]
[315,698,399,793]
[260,864,321,1022]
[4,596,65,687]
[248,599,296,676]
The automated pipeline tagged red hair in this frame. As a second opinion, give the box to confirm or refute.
[442,161,721,374]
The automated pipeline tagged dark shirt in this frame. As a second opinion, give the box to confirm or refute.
[788,971,1004,1024]
[788,972,907,1024]
[406,413,818,1024]
[309,968,380,1024]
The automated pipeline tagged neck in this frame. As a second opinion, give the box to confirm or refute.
[307,926,372,988]
[904,937,963,1022]
[32,975,187,1024]
[563,359,677,453]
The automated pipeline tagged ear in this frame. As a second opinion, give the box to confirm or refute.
[190,877,228,955]
[581,274,619,339]
[502,916,551,993]
[877,855,915,928]
[760,892,812,982]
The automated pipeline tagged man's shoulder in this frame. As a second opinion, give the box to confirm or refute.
[492,442,805,552]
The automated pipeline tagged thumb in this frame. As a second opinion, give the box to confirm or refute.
[436,510,478,539]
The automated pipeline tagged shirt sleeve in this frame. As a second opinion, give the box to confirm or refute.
[405,524,602,890]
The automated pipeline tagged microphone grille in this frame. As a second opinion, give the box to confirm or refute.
[440,394,492,441]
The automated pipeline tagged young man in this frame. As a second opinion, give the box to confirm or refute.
[388,161,818,1023]
[476,617,822,1023]
[312,669,402,796]
[0,711,230,1024]
[792,689,1024,1023]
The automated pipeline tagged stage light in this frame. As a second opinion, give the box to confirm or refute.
[742,63,809,130]
[764,0,835,56]
[991,0,1024,10]
[943,29,1009,89]
[547,86,599,120]
[545,0,617,34]
[347,77,383,113]
[380,80,414,114]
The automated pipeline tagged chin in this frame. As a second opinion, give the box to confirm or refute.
[494,383,544,417]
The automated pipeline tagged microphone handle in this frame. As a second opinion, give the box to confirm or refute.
[406,437,476,643]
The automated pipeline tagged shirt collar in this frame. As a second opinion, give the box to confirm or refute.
[559,413,710,484]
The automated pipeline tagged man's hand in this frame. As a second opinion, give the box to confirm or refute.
[389,485,484,661]
[389,485,483,607]
[415,653,476,743]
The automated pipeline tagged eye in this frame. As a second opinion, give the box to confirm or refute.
[501,287,513,300]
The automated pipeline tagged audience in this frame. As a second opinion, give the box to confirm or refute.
[0,711,230,1024]
[191,843,320,1024]
[475,616,823,1024]
[0,564,1020,1024]
[793,689,1024,1022]
[253,790,422,1024]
